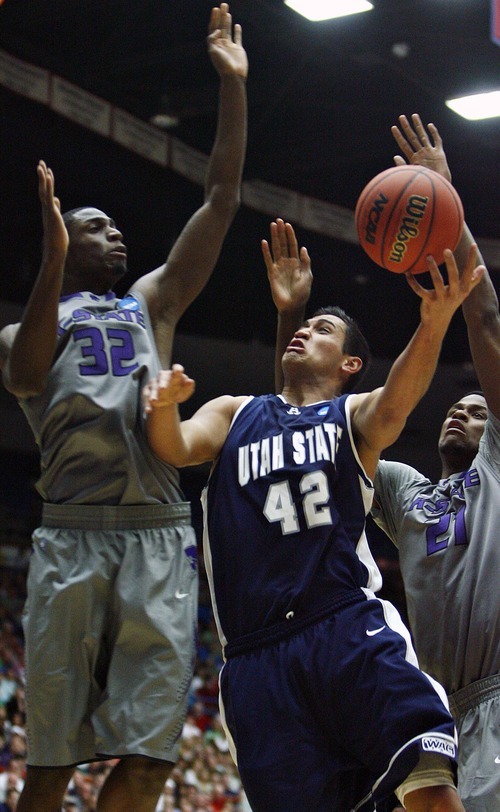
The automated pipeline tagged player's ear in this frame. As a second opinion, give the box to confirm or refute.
[341,355,363,377]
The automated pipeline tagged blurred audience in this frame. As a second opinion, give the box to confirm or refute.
[0,494,404,810]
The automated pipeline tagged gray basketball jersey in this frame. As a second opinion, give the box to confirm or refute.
[19,289,183,505]
[373,411,500,694]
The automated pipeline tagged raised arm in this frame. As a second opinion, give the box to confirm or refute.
[135,3,248,364]
[143,364,245,466]
[1,161,69,397]
[392,114,500,417]
[461,253,500,418]
[350,247,484,479]
[262,219,313,392]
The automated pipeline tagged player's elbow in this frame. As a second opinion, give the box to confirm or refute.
[207,182,241,221]
[147,433,187,468]
[375,408,408,452]
[3,368,47,399]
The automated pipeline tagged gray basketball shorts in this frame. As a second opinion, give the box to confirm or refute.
[448,675,500,812]
[22,503,198,767]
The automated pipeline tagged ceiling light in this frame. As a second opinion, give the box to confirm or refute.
[150,112,180,130]
[284,0,373,22]
[446,90,500,120]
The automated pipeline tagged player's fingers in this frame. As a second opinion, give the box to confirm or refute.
[45,168,55,198]
[285,222,299,257]
[261,240,276,275]
[159,369,175,388]
[398,115,422,150]
[220,4,230,38]
[142,383,153,411]
[300,246,311,270]
[208,7,220,35]
[276,218,288,256]
[391,125,413,160]
[170,365,186,387]
[442,248,460,291]
[404,272,427,298]
[233,22,242,46]
[269,221,282,259]
[147,379,159,402]
[425,254,446,291]
[427,122,442,149]
[410,113,429,145]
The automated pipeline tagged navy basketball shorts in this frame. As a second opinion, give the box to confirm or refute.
[219,593,457,812]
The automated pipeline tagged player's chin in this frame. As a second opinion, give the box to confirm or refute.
[283,352,302,365]
[110,260,128,277]
[439,434,467,454]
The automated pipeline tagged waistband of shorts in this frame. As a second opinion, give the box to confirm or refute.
[448,673,500,718]
[224,590,366,659]
[41,502,191,530]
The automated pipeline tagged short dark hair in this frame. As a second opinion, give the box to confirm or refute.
[462,390,484,399]
[62,207,90,231]
[313,305,371,393]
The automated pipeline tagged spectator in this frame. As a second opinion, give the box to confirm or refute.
[0,770,24,806]
[0,787,20,812]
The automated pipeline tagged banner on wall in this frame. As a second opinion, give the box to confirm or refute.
[1,47,499,269]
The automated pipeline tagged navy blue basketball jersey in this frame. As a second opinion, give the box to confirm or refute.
[202,394,381,649]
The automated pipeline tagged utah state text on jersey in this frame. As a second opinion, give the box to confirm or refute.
[238,423,343,486]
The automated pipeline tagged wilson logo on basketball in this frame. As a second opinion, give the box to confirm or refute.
[388,194,429,264]
[355,165,464,274]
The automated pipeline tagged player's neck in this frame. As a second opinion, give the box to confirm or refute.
[440,453,475,479]
[61,274,112,297]
[281,382,341,407]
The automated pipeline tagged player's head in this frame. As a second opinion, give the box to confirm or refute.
[438,391,487,474]
[282,305,370,395]
[313,306,371,393]
[62,207,128,290]
[62,207,93,229]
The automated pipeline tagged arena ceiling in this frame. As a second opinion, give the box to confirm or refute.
[0,0,499,470]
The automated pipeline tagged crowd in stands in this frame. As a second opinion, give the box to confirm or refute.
[0,546,256,811]
[0,486,405,811]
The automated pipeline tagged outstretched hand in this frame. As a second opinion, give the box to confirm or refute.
[392,114,451,182]
[37,160,69,261]
[262,219,313,314]
[208,3,248,79]
[405,244,484,326]
[142,364,195,414]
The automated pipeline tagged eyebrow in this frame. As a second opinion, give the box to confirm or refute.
[304,318,339,329]
[79,215,116,228]
[449,401,487,412]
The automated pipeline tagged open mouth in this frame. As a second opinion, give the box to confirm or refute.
[286,339,304,353]
[446,420,466,434]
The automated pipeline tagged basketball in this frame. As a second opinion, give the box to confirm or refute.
[355,165,464,274]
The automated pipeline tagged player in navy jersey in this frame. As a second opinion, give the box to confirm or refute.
[371,116,500,812]
[0,6,247,811]
[142,240,483,810]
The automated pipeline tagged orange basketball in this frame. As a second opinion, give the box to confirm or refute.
[355,165,464,274]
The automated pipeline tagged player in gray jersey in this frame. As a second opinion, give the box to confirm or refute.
[371,116,500,812]
[0,5,247,811]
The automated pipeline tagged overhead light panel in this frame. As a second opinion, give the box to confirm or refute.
[285,0,373,22]
[446,90,500,120]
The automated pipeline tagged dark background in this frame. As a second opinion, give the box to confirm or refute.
[0,0,499,531]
